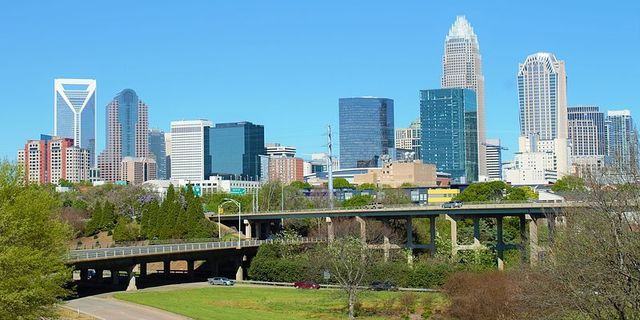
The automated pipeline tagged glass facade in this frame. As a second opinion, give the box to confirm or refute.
[54,79,96,165]
[148,129,167,179]
[339,97,395,169]
[209,122,265,180]
[606,110,636,167]
[420,88,478,183]
[568,106,605,156]
[115,89,140,157]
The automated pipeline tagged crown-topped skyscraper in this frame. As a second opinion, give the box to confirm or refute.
[441,16,486,179]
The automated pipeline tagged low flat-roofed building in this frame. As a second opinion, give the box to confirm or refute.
[353,160,437,188]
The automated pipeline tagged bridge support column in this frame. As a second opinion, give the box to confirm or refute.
[235,255,245,281]
[527,215,540,265]
[446,215,458,256]
[326,217,334,242]
[187,260,195,280]
[383,236,390,262]
[405,217,414,265]
[473,218,481,248]
[519,215,527,264]
[429,216,437,256]
[496,216,505,271]
[111,269,119,285]
[163,261,171,276]
[244,219,252,239]
[94,269,103,282]
[139,263,147,279]
[80,268,89,281]
[255,222,263,240]
[355,216,366,243]
[126,265,137,291]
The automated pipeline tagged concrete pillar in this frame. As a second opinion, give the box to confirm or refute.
[244,219,252,239]
[496,216,505,271]
[255,222,262,240]
[473,218,481,248]
[163,261,171,275]
[187,260,195,280]
[446,215,458,256]
[519,215,527,264]
[355,216,366,243]
[429,216,437,256]
[94,269,103,281]
[126,265,137,291]
[528,215,539,265]
[139,263,147,279]
[405,217,414,247]
[235,258,244,281]
[80,269,88,281]
[326,217,334,242]
[111,269,119,285]
[383,236,390,262]
[547,217,556,243]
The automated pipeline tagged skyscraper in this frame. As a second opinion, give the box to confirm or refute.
[339,97,394,169]
[395,119,421,161]
[149,128,167,179]
[442,16,486,179]
[606,110,637,167]
[18,135,90,185]
[518,53,568,140]
[568,106,606,157]
[97,89,149,182]
[170,120,212,181]
[209,122,265,180]
[420,89,478,183]
[485,139,502,180]
[54,79,96,165]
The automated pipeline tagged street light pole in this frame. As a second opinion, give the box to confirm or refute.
[219,198,241,246]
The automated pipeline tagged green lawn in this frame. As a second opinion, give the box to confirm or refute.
[114,286,447,319]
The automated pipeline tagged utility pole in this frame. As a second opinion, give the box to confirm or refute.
[327,125,334,209]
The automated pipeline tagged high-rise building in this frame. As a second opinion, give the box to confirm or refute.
[485,139,502,180]
[339,97,394,169]
[267,156,304,184]
[149,129,167,179]
[606,110,637,167]
[54,79,96,165]
[420,89,478,183]
[170,120,213,181]
[442,16,486,179]
[209,122,265,180]
[164,132,172,179]
[18,135,90,185]
[266,143,296,158]
[568,106,606,156]
[395,119,421,161]
[97,89,149,182]
[121,157,157,185]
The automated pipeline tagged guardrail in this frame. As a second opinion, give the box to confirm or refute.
[236,280,439,292]
[68,238,325,262]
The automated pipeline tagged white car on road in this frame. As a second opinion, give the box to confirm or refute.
[208,277,235,286]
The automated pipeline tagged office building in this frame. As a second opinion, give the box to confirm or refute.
[97,89,149,182]
[420,88,478,183]
[267,156,304,184]
[209,122,264,180]
[395,119,421,161]
[339,97,394,169]
[121,157,157,185]
[485,139,502,180]
[149,129,167,179]
[353,160,438,188]
[606,110,637,167]
[54,79,96,165]
[442,16,486,179]
[164,132,172,179]
[170,120,212,181]
[266,143,296,158]
[18,135,90,185]
[567,106,606,175]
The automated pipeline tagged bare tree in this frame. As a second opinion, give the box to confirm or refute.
[323,237,373,319]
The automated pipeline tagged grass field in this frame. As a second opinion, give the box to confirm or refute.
[114,285,448,319]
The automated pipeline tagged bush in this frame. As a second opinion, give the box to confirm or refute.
[410,261,456,288]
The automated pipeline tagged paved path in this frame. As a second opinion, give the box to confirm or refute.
[66,293,191,320]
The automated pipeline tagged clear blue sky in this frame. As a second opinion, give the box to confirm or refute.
[1,1,639,161]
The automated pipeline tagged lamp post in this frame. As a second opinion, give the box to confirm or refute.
[220,198,241,247]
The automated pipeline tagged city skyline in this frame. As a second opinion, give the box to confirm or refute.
[1,1,639,162]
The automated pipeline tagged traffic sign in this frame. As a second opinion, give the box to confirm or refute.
[230,187,246,195]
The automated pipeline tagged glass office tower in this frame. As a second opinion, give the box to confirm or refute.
[54,79,97,165]
[149,128,167,179]
[606,110,637,167]
[339,97,395,169]
[209,122,265,180]
[420,89,478,183]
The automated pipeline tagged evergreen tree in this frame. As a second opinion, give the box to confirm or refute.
[101,201,116,231]
[84,201,103,235]
[159,184,180,239]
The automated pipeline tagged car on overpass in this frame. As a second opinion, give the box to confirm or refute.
[208,277,235,286]
[441,201,463,208]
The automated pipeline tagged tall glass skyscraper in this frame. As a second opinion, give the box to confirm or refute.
[97,89,149,182]
[568,106,605,156]
[420,89,478,183]
[209,122,265,180]
[54,79,96,165]
[339,97,394,169]
[149,128,167,179]
[606,110,637,167]
[442,16,486,178]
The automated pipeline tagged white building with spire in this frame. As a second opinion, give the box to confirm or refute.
[54,79,97,165]
[442,16,486,180]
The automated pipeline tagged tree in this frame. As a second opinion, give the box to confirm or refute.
[332,177,352,189]
[321,237,373,319]
[0,162,72,319]
[112,216,141,242]
[454,181,507,202]
[550,175,586,193]
[356,183,377,191]
[289,181,312,189]
[342,194,373,208]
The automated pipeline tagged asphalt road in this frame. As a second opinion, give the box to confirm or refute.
[66,291,193,320]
